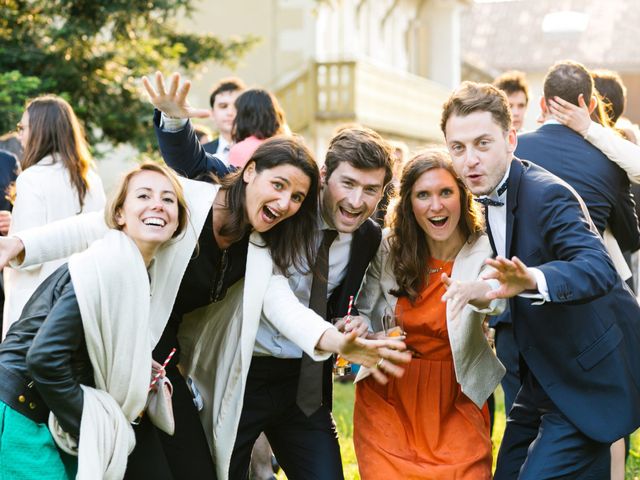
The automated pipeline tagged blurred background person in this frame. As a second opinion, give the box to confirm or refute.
[373,140,408,226]
[193,124,213,145]
[493,70,530,132]
[3,94,105,337]
[203,77,246,165]
[228,88,288,169]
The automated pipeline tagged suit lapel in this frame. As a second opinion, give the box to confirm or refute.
[505,158,523,258]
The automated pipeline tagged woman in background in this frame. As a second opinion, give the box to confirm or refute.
[228,88,287,168]
[4,95,105,335]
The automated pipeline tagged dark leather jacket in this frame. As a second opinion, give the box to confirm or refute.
[0,264,94,436]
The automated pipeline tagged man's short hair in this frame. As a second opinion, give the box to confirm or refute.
[209,77,246,108]
[440,81,512,135]
[543,60,593,107]
[324,125,394,186]
[493,70,530,104]
[592,70,627,123]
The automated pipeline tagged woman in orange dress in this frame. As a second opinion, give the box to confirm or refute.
[353,148,506,479]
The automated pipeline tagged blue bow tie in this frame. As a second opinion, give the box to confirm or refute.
[474,180,508,207]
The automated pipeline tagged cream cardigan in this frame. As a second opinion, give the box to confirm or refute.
[356,232,505,408]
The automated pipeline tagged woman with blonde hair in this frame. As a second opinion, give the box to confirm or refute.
[4,95,105,334]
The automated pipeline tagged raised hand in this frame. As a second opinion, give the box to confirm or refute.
[440,273,492,319]
[482,256,537,299]
[141,71,210,119]
[548,94,592,137]
[338,331,411,384]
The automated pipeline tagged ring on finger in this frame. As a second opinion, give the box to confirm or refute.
[376,358,385,369]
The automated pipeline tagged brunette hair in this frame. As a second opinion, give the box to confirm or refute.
[209,77,246,108]
[543,60,593,107]
[324,125,394,186]
[21,95,92,209]
[218,135,320,275]
[106,162,189,238]
[232,89,286,143]
[441,82,512,135]
[388,148,483,303]
[493,70,530,104]
[593,70,627,123]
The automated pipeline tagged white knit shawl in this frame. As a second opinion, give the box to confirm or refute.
[50,229,159,480]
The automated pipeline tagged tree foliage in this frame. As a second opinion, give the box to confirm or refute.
[0,0,258,152]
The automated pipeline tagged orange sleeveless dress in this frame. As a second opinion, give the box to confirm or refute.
[353,258,492,479]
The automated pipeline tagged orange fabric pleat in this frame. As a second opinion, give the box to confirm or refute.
[354,258,492,479]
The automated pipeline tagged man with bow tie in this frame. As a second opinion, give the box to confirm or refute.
[441,81,640,479]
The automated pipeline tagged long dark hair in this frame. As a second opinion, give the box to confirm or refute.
[232,89,286,143]
[388,148,483,303]
[217,135,319,275]
[21,95,92,209]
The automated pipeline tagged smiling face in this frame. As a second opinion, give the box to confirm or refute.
[321,162,386,233]
[116,170,180,262]
[243,162,311,232]
[411,168,465,249]
[445,111,517,196]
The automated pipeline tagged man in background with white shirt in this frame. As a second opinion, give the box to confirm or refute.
[202,77,246,165]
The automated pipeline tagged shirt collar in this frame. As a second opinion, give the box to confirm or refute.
[488,165,511,201]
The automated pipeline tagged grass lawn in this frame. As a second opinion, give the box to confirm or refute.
[278,383,640,479]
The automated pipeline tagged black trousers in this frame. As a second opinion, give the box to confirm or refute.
[230,356,344,480]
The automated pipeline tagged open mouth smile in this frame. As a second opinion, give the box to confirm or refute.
[263,205,282,222]
[428,216,449,227]
[143,217,167,228]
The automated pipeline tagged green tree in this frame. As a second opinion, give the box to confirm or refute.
[0,0,258,152]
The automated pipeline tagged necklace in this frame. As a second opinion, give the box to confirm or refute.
[427,266,444,275]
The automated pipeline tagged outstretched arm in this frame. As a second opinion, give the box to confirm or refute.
[143,72,230,179]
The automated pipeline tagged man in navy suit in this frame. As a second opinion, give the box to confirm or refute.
[442,81,640,478]
[202,77,245,165]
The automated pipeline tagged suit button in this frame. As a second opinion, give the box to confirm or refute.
[18,395,26,403]
[29,402,36,410]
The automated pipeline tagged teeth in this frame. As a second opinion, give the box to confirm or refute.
[430,216,446,221]
[143,217,166,227]
[264,206,280,220]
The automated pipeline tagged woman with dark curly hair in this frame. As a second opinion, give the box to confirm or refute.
[353,147,505,479]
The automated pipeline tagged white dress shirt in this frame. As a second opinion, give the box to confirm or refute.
[484,165,550,302]
[253,219,353,358]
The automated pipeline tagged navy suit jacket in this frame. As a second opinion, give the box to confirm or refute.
[202,138,219,155]
[516,123,640,252]
[494,158,640,443]
[0,151,18,212]
[153,110,229,179]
